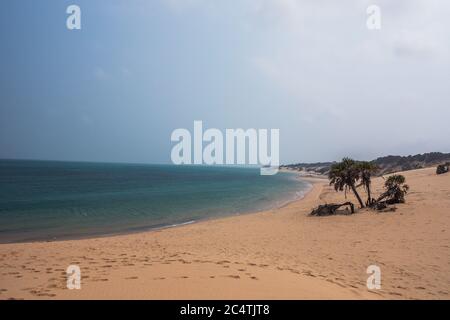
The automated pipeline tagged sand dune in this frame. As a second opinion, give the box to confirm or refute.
[0,167,449,299]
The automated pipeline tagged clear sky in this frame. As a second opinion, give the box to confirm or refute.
[1,0,449,164]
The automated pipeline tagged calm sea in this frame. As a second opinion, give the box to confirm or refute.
[0,159,310,243]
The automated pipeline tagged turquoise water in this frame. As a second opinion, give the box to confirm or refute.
[0,160,310,243]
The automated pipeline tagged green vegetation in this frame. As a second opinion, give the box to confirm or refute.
[436,163,449,175]
[376,174,409,204]
[356,161,379,206]
[325,158,409,214]
[328,158,365,208]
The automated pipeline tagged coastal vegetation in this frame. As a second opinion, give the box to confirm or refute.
[283,152,450,176]
[436,163,449,175]
[356,161,379,206]
[372,174,409,211]
[310,157,409,216]
[328,158,365,208]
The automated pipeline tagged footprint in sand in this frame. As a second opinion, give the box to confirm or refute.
[178,259,191,264]
[37,293,56,297]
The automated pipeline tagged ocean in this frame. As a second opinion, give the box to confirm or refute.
[0,159,310,243]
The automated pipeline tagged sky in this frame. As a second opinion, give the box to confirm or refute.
[1,0,449,164]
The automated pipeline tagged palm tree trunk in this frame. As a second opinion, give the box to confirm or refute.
[350,184,365,208]
[375,191,389,203]
[366,183,372,205]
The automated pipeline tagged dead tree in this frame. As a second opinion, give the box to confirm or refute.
[309,202,355,216]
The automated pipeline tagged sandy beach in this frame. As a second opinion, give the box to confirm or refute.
[0,167,449,300]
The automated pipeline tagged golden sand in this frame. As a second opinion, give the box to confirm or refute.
[0,167,449,299]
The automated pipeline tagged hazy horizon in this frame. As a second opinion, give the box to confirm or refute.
[1,0,449,165]
[2,148,450,167]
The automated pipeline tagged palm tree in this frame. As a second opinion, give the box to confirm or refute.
[328,158,365,208]
[357,161,379,206]
[376,174,409,204]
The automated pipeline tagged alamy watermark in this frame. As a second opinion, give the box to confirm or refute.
[66,265,81,290]
[66,5,81,30]
[366,5,381,30]
[366,265,381,290]
[171,121,279,175]
[65,4,381,32]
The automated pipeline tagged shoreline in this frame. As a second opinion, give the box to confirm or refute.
[0,175,320,245]
[0,171,315,245]
[0,167,448,299]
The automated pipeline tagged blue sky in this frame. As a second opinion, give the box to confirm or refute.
[1,0,449,164]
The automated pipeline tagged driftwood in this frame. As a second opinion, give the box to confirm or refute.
[309,202,355,216]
